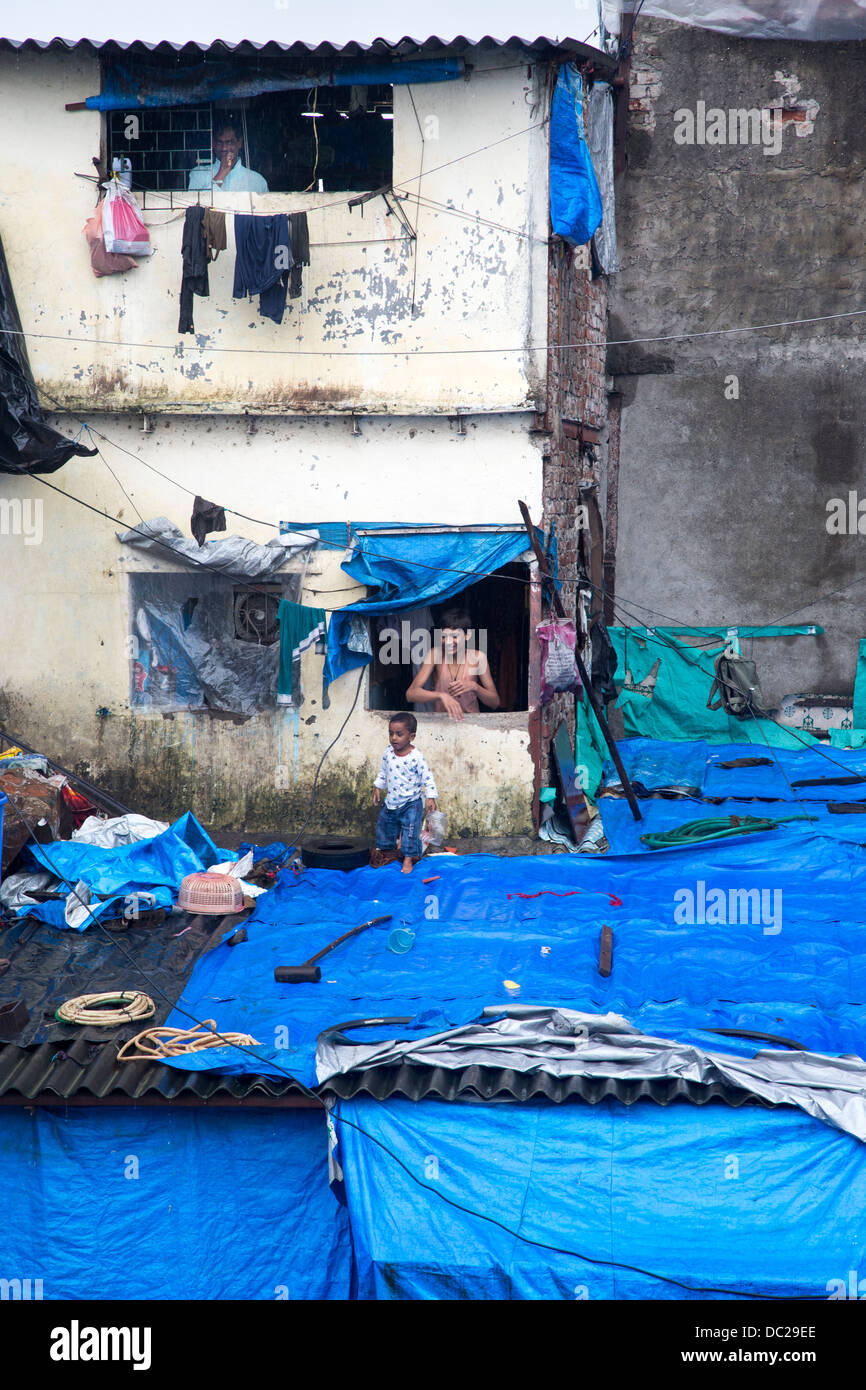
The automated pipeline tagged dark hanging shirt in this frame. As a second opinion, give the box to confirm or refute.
[233,213,291,325]
[178,205,208,335]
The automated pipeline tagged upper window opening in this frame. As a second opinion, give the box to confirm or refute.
[367,563,531,716]
[107,85,394,195]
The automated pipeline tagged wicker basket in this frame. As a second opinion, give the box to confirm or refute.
[177,871,245,915]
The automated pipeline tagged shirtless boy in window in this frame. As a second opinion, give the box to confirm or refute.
[406,607,501,723]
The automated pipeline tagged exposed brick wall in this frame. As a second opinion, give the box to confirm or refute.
[626,42,663,132]
[539,204,609,790]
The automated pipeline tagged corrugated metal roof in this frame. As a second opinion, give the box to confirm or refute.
[0,1038,779,1110]
[0,1036,313,1105]
[321,1063,781,1108]
[1,34,606,58]
[0,0,606,53]
[0,907,235,1047]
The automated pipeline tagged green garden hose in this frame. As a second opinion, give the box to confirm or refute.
[640,814,816,851]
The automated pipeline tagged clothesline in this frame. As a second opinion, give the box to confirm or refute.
[99,172,404,222]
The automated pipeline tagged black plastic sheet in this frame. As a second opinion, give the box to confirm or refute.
[0,234,96,475]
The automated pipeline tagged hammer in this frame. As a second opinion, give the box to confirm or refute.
[274,914,392,983]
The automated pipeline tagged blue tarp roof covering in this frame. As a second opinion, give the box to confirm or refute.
[3,1105,352,1300]
[11,734,866,1299]
[163,743,866,1081]
[17,813,222,930]
[323,526,534,692]
[85,58,465,110]
[601,735,866,801]
[334,1094,866,1299]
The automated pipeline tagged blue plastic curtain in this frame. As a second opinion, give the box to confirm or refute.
[85,60,465,111]
[549,64,603,247]
[323,528,536,692]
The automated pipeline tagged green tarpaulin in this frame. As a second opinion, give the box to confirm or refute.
[610,625,824,748]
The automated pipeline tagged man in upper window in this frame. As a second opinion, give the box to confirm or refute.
[189,121,268,193]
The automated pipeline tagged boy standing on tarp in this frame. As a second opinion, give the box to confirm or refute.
[372,712,438,874]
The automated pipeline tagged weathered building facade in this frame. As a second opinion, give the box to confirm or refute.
[0,29,616,836]
[608,17,866,708]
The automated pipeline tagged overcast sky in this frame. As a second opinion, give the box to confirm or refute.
[6,0,603,47]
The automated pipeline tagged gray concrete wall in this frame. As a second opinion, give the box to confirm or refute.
[608,20,866,704]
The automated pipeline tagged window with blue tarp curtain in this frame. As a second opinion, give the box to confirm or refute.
[320,527,547,695]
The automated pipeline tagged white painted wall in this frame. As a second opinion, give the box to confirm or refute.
[0,43,552,835]
[0,411,544,832]
[0,49,550,414]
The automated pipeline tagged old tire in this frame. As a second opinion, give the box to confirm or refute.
[301,837,370,871]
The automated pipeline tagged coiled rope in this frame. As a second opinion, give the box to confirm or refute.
[55,991,155,1026]
[117,1019,260,1061]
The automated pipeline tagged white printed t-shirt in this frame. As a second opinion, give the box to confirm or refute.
[374,746,438,809]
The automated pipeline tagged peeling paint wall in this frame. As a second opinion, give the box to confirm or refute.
[0,412,543,833]
[0,48,549,415]
[0,42,565,836]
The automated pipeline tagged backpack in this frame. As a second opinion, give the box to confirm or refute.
[707,651,765,721]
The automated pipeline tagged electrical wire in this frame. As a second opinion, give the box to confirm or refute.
[30,473,333,598]
[284,665,366,845]
[618,0,649,58]
[4,306,864,360]
[19,357,866,717]
[0,791,822,1299]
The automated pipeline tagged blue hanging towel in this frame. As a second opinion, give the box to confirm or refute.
[549,64,604,247]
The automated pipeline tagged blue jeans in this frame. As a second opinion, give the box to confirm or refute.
[376,797,424,859]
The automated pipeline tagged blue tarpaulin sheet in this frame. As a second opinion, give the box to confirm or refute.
[86,59,465,111]
[549,64,603,246]
[17,812,222,930]
[166,789,866,1081]
[601,736,866,802]
[323,527,535,691]
[1,1106,351,1299]
[334,1095,866,1299]
[15,733,866,1301]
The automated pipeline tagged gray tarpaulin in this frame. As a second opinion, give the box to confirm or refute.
[317,1005,866,1144]
[626,0,866,41]
[117,518,317,579]
[129,572,305,716]
[587,83,618,275]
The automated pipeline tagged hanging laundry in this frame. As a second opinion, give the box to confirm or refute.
[203,208,227,262]
[178,205,208,335]
[287,211,310,299]
[277,600,327,707]
[190,496,227,548]
[233,213,291,325]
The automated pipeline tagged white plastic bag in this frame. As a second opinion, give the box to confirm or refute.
[421,810,448,850]
[102,180,151,257]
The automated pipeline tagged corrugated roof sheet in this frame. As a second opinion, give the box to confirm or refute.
[0,1038,780,1109]
[0,0,606,53]
[0,1036,312,1104]
[0,907,234,1047]
[1,34,607,58]
[321,1063,781,1108]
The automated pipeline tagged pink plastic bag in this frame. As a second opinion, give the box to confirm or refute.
[537,620,583,705]
[84,200,139,277]
[102,181,151,257]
